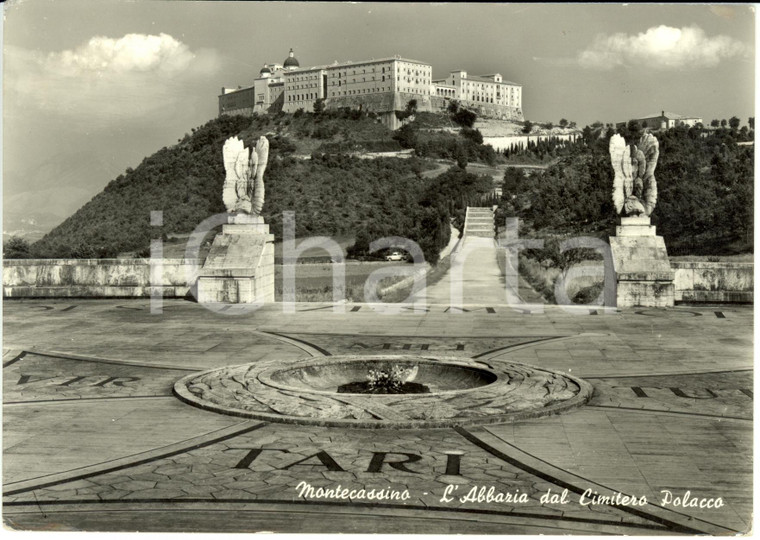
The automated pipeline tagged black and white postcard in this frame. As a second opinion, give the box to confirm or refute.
[2,2,754,535]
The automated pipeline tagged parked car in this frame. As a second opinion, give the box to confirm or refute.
[385,251,405,261]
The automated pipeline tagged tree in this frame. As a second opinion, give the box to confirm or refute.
[405,99,418,117]
[522,120,533,134]
[620,120,642,144]
[462,127,483,145]
[294,108,305,118]
[71,241,96,259]
[710,119,720,127]
[392,123,417,149]
[346,229,371,259]
[453,108,477,128]
[447,100,460,114]
[749,117,754,130]
[313,98,326,115]
[720,119,727,128]
[455,145,468,169]
[729,116,741,130]
[582,125,594,144]
[395,99,418,121]
[559,118,568,128]
[502,167,524,195]
[3,236,31,259]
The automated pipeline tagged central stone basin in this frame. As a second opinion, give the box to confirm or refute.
[174,354,593,428]
[259,358,497,395]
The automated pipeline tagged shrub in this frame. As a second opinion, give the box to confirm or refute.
[393,123,417,149]
[71,241,97,259]
[452,108,477,128]
[461,127,484,145]
[3,236,31,259]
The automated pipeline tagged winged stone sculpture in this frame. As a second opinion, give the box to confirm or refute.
[609,132,659,217]
[222,136,269,215]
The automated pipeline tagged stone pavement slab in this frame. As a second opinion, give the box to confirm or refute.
[2,299,753,534]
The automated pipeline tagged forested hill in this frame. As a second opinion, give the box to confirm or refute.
[497,124,754,256]
[30,111,493,262]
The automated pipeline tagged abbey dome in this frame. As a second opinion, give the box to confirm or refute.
[283,48,300,69]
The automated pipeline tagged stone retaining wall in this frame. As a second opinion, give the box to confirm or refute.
[671,262,753,303]
[4,259,754,304]
[3,259,199,298]
[325,92,446,130]
[326,93,396,113]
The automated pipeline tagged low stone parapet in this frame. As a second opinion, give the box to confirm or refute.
[3,259,198,298]
[672,261,753,303]
[4,257,754,305]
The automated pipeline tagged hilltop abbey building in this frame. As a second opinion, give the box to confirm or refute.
[219,49,523,127]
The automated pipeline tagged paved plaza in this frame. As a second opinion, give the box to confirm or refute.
[2,298,753,534]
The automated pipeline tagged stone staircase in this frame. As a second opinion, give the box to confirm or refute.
[463,207,495,238]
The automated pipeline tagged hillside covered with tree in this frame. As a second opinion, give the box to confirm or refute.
[497,122,754,256]
[28,111,494,264]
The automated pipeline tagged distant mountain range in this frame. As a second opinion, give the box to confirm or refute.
[4,145,128,241]
[4,187,93,241]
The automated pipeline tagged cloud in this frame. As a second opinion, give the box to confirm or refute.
[578,25,751,70]
[46,33,196,75]
[5,33,220,124]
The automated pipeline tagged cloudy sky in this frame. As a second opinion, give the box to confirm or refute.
[3,2,755,233]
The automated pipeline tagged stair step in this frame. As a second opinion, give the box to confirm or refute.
[465,207,495,233]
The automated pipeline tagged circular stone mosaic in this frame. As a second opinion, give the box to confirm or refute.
[174,355,592,428]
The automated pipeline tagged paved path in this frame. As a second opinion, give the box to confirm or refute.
[413,236,505,305]
[412,207,509,305]
[2,297,752,534]
[413,207,544,306]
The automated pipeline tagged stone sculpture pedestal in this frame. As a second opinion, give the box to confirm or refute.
[196,215,275,304]
[609,216,674,308]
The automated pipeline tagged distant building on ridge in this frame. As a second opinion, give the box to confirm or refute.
[433,71,522,121]
[619,111,704,131]
[218,48,523,128]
